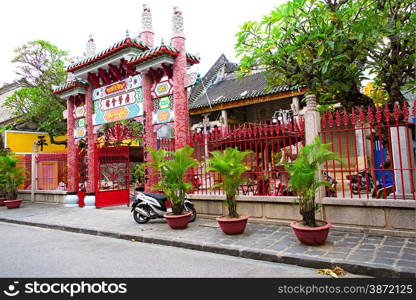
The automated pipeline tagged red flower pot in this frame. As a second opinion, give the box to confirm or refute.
[4,199,22,209]
[216,215,249,235]
[164,211,192,229]
[290,220,332,246]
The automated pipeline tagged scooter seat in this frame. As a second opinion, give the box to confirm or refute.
[143,192,167,202]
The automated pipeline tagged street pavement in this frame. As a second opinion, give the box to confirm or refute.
[0,222,357,278]
[0,202,414,277]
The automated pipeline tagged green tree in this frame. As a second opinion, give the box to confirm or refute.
[146,145,199,215]
[207,148,251,218]
[367,0,415,104]
[0,154,25,200]
[235,0,415,108]
[4,40,68,144]
[284,137,340,227]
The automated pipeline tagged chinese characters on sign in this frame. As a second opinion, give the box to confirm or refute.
[92,75,143,125]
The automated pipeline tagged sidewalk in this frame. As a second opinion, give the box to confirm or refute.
[0,202,414,278]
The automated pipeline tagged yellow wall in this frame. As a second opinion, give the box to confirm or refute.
[4,131,66,153]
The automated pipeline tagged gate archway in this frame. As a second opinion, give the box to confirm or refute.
[94,145,130,208]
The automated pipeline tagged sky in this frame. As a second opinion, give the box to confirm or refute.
[0,0,287,85]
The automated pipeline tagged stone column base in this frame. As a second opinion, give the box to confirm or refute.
[84,193,96,209]
[65,192,79,207]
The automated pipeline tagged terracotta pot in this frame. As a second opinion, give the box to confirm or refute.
[290,220,332,246]
[4,199,22,209]
[216,215,249,235]
[164,211,192,229]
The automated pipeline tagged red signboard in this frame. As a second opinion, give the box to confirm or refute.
[105,81,127,95]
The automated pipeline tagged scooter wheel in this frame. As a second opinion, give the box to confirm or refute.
[133,211,150,224]
[187,206,197,223]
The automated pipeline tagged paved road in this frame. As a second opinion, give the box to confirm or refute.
[0,222,363,278]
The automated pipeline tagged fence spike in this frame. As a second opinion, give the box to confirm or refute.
[403,101,409,122]
[367,106,374,126]
[375,105,382,124]
[335,110,341,127]
[328,111,334,128]
[393,102,400,124]
[342,109,349,127]
[358,106,365,126]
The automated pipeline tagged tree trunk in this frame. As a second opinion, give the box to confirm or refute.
[300,196,317,227]
[172,204,184,215]
[226,194,239,218]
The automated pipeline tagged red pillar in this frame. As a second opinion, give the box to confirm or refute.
[84,85,96,207]
[65,96,79,207]
[171,7,190,149]
[140,4,157,192]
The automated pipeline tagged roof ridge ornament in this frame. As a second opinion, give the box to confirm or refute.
[86,34,96,57]
[141,4,153,32]
[172,6,184,37]
[126,29,130,38]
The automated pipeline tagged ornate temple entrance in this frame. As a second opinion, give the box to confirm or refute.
[53,5,199,208]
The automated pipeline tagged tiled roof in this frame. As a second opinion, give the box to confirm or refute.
[188,54,229,105]
[188,71,302,110]
[66,37,148,72]
[127,45,200,65]
[53,79,89,95]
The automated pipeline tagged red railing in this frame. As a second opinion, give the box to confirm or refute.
[16,154,32,190]
[36,153,67,191]
[16,153,68,191]
[320,103,416,200]
[189,119,305,196]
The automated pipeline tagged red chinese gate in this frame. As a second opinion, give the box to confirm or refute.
[94,145,130,208]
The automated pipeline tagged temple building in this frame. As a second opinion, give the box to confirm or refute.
[188,54,307,131]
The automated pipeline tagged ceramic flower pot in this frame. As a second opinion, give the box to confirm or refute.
[164,211,192,229]
[4,199,22,209]
[216,215,249,235]
[290,220,332,246]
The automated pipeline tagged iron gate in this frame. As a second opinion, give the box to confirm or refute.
[94,145,130,207]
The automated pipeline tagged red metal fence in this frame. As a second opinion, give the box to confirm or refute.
[189,119,305,196]
[321,103,416,200]
[16,153,68,191]
[16,154,32,190]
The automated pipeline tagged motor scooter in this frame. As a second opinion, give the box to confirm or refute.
[131,187,197,224]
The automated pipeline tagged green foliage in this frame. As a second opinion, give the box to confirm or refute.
[146,145,199,215]
[5,40,68,138]
[0,154,25,200]
[99,119,144,146]
[132,163,145,186]
[284,137,340,227]
[207,148,251,218]
[235,0,415,107]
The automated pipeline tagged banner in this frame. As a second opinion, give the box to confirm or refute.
[92,75,143,126]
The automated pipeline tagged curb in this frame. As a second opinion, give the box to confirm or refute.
[0,217,414,278]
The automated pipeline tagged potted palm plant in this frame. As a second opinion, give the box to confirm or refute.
[0,154,25,209]
[284,137,341,245]
[147,145,199,229]
[207,147,251,235]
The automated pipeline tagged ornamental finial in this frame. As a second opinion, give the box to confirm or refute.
[126,29,130,38]
[86,34,96,57]
[141,4,153,32]
[172,6,184,37]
